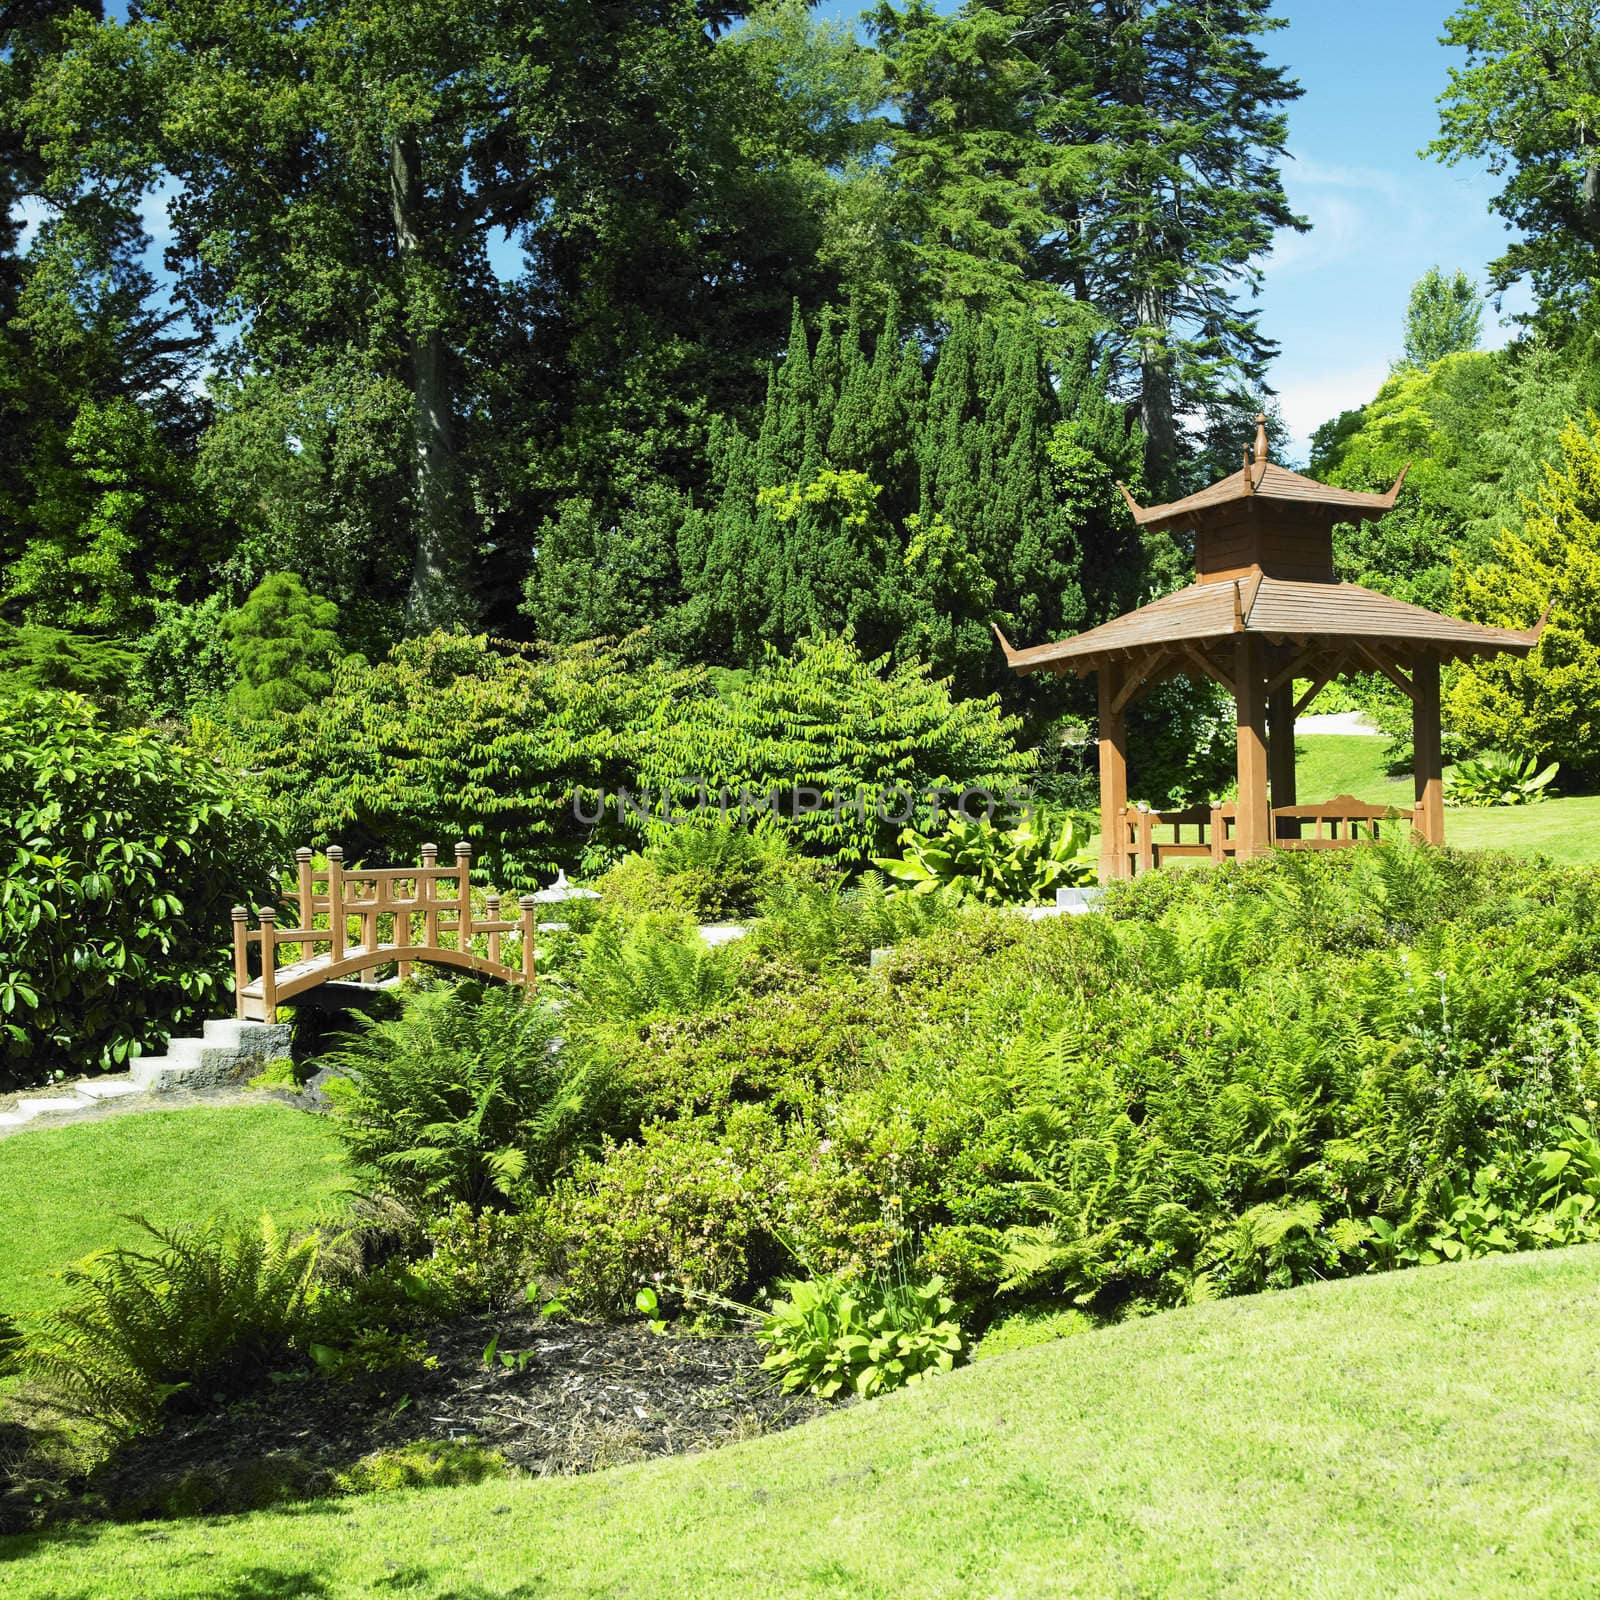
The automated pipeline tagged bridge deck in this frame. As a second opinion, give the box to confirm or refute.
[239,942,526,1020]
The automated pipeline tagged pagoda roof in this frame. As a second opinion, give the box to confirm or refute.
[1120,459,1409,531]
[995,571,1547,676]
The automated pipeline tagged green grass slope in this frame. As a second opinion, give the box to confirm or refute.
[5,1246,1598,1599]
[1296,733,1600,864]
[0,1104,350,1316]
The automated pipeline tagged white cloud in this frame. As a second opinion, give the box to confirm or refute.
[1274,361,1392,461]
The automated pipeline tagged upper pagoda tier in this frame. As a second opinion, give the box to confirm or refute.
[1120,415,1408,585]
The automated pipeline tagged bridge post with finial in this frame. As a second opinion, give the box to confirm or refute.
[485,893,502,967]
[455,841,474,954]
[518,894,539,993]
[294,847,314,949]
[257,905,278,1016]
[420,843,439,950]
[326,845,345,964]
[232,906,251,1020]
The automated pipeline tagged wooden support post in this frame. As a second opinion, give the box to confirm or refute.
[395,870,412,980]
[485,893,502,967]
[1234,635,1271,859]
[1268,681,1298,841]
[455,841,473,953]
[326,846,346,964]
[295,848,314,958]
[421,844,439,949]
[518,894,539,994]
[258,905,278,1017]
[1097,663,1129,883]
[1413,657,1444,845]
[232,906,250,1021]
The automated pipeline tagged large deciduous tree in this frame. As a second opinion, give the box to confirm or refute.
[30,0,853,629]
[1432,0,1600,328]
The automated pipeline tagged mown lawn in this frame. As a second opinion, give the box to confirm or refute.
[1296,733,1600,864]
[3,1246,1597,1598]
[0,1104,350,1316]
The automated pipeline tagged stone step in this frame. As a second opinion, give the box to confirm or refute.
[4,1095,83,1123]
[75,1077,144,1101]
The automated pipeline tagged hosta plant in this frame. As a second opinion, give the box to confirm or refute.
[1443,750,1558,807]
[873,811,1094,906]
[757,1272,965,1399]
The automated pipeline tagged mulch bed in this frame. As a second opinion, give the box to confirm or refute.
[72,1310,833,1522]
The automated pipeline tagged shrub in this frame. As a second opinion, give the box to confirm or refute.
[745,871,961,970]
[636,636,1035,866]
[874,810,1095,904]
[757,1271,965,1398]
[399,1203,544,1314]
[252,631,700,887]
[322,980,605,1212]
[26,1215,322,1438]
[1444,749,1559,806]
[1449,412,1600,778]
[0,691,280,1088]
[134,593,237,721]
[224,572,345,719]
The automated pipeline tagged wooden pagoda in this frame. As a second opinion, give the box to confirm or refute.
[996,417,1547,882]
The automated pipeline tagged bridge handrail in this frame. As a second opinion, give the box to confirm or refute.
[232,841,538,1019]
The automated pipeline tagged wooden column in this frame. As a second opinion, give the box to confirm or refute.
[1234,634,1271,858]
[1268,682,1298,840]
[1097,662,1129,882]
[1413,656,1444,845]
[231,906,250,1021]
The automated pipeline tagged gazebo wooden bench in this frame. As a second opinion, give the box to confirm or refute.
[996,418,1546,882]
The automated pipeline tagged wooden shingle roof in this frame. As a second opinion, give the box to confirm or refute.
[995,572,1547,676]
[1119,460,1409,531]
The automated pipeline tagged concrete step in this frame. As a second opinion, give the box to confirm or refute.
[75,1077,144,1101]
[4,1095,83,1124]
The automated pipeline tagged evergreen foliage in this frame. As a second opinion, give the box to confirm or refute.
[253,631,701,887]
[637,634,1035,866]
[672,301,1143,702]
[1450,413,1600,778]
[224,574,343,720]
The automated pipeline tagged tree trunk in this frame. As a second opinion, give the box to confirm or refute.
[387,132,473,630]
[1136,290,1177,493]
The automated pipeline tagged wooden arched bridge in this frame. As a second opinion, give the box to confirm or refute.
[232,843,537,1021]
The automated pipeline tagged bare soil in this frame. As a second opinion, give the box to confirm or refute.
[41,1309,831,1524]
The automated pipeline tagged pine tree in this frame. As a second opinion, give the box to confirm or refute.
[225,573,344,719]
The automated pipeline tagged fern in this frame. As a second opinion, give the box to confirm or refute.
[322,980,603,1210]
[26,1214,321,1438]
[576,914,741,1019]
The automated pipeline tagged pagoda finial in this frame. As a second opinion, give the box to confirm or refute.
[1253,413,1269,467]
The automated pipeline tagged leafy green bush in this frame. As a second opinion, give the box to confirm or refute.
[541,846,1600,1327]
[757,1271,965,1398]
[596,825,827,923]
[636,636,1035,867]
[0,691,280,1088]
[745,871,960,971]
[26,1215,322,1438]
[874,811,1094,904]
[1444,749,1559,806]
[398,1203,544,1315]
[322,981,604,1212]
[253,630,700,886]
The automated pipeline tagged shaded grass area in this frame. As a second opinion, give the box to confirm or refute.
[1295,733,1600,864]
[3,1247,1598,1598]
[0,1105,350,1316]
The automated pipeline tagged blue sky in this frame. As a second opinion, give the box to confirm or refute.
[820,0,1525,460]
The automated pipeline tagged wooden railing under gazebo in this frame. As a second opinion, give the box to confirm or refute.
[995,415,1548,881]
[1118,795,1417,877]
